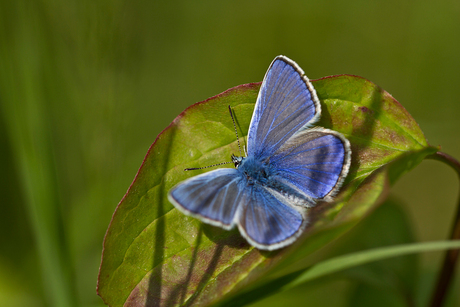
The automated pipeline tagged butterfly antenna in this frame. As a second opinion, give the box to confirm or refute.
[184,161,232,171]
[228,105,243,157]
[185,106,243,172]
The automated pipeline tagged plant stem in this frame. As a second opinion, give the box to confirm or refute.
[427,152,460,307]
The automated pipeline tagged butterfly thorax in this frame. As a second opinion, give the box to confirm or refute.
[232,154,313,206]
[233,155,275,185]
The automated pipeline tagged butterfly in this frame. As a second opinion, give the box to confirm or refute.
[168,55,351,250]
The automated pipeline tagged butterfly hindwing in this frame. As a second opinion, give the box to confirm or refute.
[236,185,304,250]
[247,56,321,161]
[270,128,351,201]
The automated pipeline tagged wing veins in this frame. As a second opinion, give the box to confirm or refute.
[264,119,306,154]
[265,64,292,109]
[272,142,343,163]
[258,70,298,148]
[282,169,335,186]
[283,166,343,175]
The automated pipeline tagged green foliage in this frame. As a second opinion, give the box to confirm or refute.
[98,75,440,306]
[2,1,460,307]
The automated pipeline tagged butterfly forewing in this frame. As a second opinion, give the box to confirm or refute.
[247,56,321,161]
[168,169,245,229]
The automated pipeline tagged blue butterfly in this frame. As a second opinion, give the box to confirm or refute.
[168,55,351,250]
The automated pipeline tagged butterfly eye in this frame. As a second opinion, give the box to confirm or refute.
[232,154,242,168]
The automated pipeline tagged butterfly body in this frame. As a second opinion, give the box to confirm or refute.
[237,155,272,184]
[169,55,351,250]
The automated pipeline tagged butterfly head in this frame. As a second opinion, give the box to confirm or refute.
[231,154,243,168]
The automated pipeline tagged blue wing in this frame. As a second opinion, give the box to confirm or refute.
[169,167,306,250]
[236,184,304,250]
[247,55,321,161]
[168,168,245,229]
[270,128,351,202]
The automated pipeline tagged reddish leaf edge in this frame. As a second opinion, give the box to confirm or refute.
[96,81,260,300]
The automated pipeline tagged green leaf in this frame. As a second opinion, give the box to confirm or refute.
[280,240,460,293]
[97,75,438,306]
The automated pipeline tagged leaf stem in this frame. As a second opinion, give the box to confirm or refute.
[426,151,460,307]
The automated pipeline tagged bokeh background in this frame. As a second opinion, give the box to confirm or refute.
[1,0,459,306]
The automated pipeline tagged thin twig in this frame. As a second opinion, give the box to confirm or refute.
[426,151,460,307]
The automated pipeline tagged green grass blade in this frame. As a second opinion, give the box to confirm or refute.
[285,240,460,290]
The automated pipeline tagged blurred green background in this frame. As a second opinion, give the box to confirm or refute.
[1,0,459,306]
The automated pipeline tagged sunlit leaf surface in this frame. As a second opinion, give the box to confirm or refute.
[97,75,437,306]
